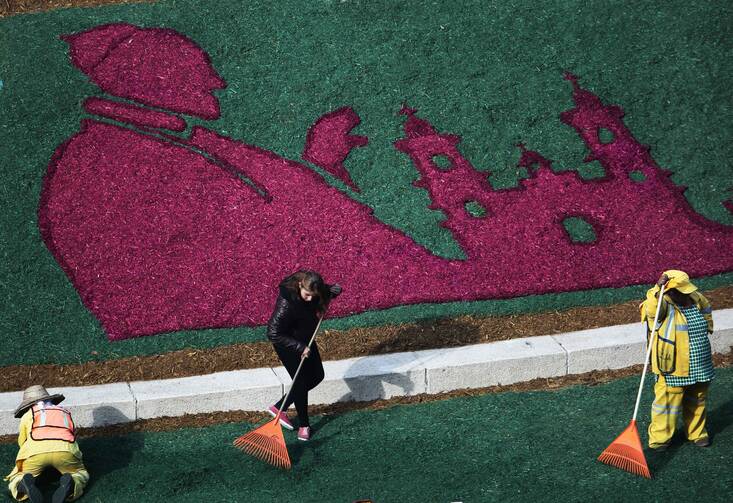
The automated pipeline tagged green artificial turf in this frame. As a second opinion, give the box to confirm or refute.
[3,367,732,502]
[0,0,732,366]
[562,216,596,243]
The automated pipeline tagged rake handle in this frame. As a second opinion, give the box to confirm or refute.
[275,310,326,421]
[631,283,666,421]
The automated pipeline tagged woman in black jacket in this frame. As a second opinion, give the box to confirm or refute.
[266,270,341,441]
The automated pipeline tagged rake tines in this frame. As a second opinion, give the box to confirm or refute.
[233,418,291,470]
[598,420,651,479]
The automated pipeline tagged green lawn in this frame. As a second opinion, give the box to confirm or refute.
[3,368,732,502]
[1,0,732,366]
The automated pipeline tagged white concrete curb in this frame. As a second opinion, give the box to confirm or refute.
[1,308,732,435]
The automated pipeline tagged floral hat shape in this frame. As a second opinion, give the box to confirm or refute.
[14,385,65,418]
[62,23,226,119]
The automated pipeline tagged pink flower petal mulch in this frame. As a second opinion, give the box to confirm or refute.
[38,24,733,340]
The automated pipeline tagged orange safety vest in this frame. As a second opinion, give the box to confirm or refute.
[30,403,76,442]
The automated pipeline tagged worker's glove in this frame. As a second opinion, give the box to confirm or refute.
[329,284,342,297]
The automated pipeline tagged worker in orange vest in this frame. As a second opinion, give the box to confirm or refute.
[4,385,89,502]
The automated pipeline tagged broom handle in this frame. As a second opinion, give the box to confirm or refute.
[275,311,326,420]
[631,283,666,422]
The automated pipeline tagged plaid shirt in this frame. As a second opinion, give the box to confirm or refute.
[663,305,715,387]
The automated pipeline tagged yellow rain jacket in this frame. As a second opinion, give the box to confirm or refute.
[640,286,713,377]
[4,408,83,481]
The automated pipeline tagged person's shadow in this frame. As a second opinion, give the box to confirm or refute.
[330,315,484,408]
[289,341,417,468]
[647,396,733,474]
[707,397,733,438]
[646,438,683,474]
[291,319,481,467]
[77,406,145,490]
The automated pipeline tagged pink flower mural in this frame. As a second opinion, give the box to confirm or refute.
[38,23,733,341]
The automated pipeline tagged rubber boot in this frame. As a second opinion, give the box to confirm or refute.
[52,473,74,503]
[19,474,43,503]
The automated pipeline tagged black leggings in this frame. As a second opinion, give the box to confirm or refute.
[273,343,324,427]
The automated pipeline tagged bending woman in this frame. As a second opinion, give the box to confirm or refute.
[266,270,341,441]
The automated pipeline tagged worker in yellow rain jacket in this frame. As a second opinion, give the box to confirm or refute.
[640,270,714,450]
[4,385,89,502]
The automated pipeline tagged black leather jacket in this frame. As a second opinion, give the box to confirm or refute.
[266,283,339,353]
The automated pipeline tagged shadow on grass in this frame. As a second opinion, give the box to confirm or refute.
[708,398,733,439]
[82,432,144,477]
[647,397,733,475]
[287,410,348,470]
[79,407,145,491]
[646,440,684,475]
[289,328,440,468]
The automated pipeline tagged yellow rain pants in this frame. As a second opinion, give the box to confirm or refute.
[6,452,89,501]
[648,377,709,448]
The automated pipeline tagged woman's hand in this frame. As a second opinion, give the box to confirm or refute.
[657,273,669,288]
[329,284,342,296]
[301,346,311,359]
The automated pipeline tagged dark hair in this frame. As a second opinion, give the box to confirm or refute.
[280,270,329,311]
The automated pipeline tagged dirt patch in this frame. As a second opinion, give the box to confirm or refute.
[1,350,730,444]
[2,286,732,392]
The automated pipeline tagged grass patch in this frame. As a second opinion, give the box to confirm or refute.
[2,367,731,501]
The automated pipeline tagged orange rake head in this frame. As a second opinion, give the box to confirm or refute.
[234,417,291,470]
[598,420,651,479]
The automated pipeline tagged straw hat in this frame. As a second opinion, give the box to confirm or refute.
[663,270,698,294]
[14,385,65,418]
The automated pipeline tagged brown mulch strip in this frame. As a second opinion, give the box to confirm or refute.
[1,350,731,444]
[2,286,732,392]
[0,0,151,17]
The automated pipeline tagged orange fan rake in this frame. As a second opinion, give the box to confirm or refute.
[234,314,325,469]
[234,416,291,470]
[598,419,650,478]
[598,284,666,479]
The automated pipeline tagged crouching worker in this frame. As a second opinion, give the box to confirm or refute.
[641,270,714,450]
[4,385,89,502]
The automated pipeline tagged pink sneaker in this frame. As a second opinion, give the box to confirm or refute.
[297,426,311,441]
[267,405,294,430]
